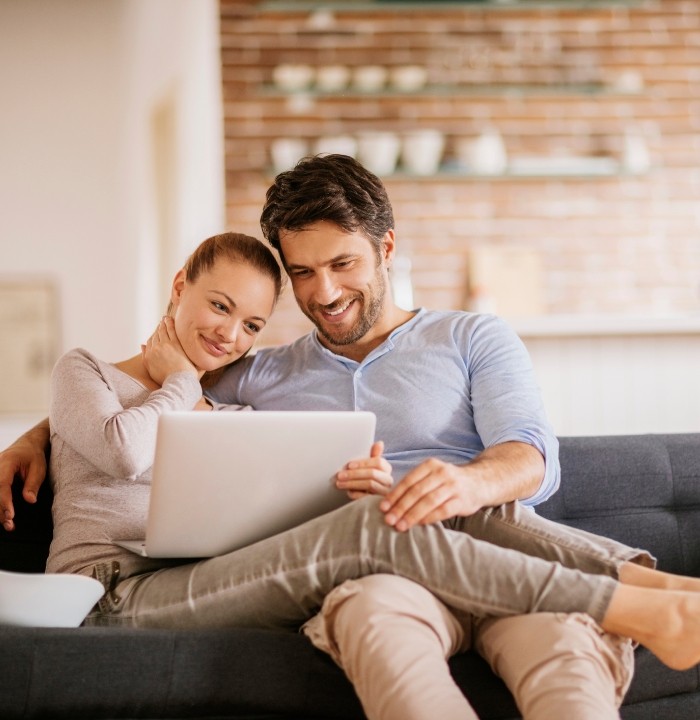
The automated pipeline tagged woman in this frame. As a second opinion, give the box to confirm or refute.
[9,232,700,717]
[47,232,285,581]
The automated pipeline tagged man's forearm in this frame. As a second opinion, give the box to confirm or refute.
[17,417,51,452]
[464,441,545,508]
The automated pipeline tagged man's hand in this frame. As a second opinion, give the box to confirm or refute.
[142,316,198,386]
[335,441,393,500]
[379,459,488,531]
[379,442,545,531]
[0,419,50,532]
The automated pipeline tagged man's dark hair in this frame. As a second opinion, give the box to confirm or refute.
[260,154,395,263]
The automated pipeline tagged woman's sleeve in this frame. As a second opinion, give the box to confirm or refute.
[49,349,203,479]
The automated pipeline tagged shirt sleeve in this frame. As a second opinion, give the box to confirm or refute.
[49,349,203,480]
[466,316,560,506]
[204,355,252,406]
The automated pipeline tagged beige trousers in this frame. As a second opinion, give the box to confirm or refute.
[303,575,634,720]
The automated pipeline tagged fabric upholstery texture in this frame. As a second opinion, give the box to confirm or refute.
[1,433,699,719]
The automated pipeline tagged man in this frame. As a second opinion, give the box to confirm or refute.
[208,153,635,719]
[1,155,679,719]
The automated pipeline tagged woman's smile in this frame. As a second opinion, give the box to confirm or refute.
[199,334,229,358]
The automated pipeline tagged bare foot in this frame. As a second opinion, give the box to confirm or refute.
[603,586,700,670]
[638,592,700,670]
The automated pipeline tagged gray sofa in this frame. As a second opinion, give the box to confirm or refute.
[2,433,699,719]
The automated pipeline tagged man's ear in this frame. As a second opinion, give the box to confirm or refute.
[170,268,187,309]
[382,229,396,267]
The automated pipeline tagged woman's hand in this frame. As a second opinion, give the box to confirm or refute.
[142,316,198,386]
[335,441,393,500]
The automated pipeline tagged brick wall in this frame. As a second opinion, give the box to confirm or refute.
[220,0,700,346]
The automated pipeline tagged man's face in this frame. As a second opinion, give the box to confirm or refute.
[279,221,392,350]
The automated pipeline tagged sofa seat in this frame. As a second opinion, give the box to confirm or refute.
[2,433,700,719]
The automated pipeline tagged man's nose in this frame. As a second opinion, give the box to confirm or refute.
[312,272,342,306]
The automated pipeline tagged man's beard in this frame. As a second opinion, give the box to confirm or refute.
[306,273,387,348]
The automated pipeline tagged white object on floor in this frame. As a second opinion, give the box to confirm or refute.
[0,570,104,627]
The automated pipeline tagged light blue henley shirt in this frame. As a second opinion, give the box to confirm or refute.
[208,308,559,506]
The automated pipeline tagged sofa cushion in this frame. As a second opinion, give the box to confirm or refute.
[539,434,700,577]
[0,625,520,720]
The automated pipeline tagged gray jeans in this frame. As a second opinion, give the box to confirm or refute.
[85,496,652,629]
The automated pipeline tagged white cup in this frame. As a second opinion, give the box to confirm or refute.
[401,129,445,175]
[271,138,308,173]
[356,131,401,176]
[352,65,388,92]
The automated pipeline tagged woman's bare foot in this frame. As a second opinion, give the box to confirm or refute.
[619,561,700,594]
[602,586,700,671]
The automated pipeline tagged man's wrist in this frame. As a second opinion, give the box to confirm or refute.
[15,418,50,453]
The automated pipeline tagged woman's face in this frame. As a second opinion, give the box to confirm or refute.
[170,258,277,373]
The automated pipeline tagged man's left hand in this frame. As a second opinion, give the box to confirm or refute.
[379,458,487,531]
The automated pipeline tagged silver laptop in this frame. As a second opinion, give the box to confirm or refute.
[114,410,376,558]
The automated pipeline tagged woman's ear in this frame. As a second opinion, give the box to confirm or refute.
[170,268,187,310]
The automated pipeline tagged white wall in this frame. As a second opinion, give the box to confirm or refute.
[0,0,225,373]
[523,332,700,436]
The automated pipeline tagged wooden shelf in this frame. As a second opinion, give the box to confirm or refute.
[259,1,644,13]
[266,161,647,181]
[384,167,627,181]
[260,83,642,98]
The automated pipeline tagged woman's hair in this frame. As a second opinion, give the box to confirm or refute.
[169,232,283,388]
[168,232,283,316]
[260,154,395,265]
[184,232,283,299]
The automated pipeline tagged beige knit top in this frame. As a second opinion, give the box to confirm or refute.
[47,348,238,579]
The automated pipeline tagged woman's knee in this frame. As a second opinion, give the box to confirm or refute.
[322,575,428,626]
[325,575,466,655]
[475,612,634,706]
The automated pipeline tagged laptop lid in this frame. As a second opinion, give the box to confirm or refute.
[116,410,376,558]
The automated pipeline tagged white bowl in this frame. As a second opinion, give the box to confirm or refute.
[313,134,358,158]
[0,569,104,627]
[401,129,445,175]
[272,64,315,92]
[352,65,388,92]
[316,65,351,92]
[270,138,309,173]
[390,65,428,92]
[356,131,401,176]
